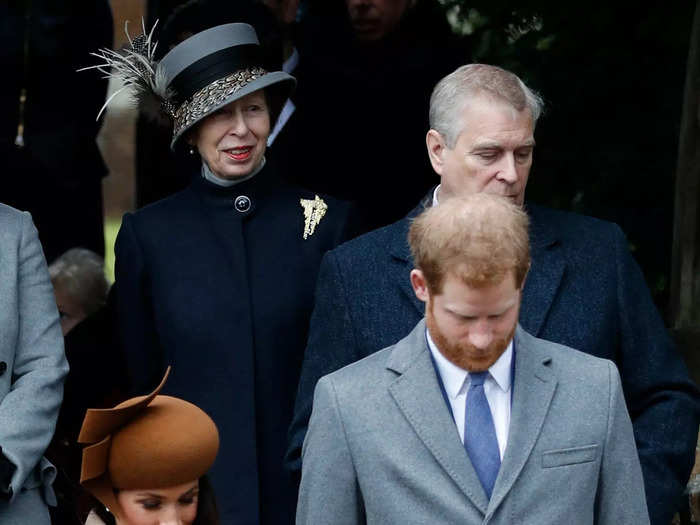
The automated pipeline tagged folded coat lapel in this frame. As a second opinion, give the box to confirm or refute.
[486,326,557,517]
[389,207,427,317]
[387,322,489,515]
[520,210,565,337]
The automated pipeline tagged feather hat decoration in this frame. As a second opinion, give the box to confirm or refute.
[79,20,175,122]
[83,21,295,149]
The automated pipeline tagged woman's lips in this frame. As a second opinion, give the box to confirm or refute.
[223,146,253,161]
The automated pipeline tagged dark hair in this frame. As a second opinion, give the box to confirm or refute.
[194,475,219,525]
[89,475,219,525]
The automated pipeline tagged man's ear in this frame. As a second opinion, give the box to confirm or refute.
[426,129,447,176]
[410,269,430,303]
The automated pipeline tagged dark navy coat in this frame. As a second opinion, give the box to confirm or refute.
[288,198,699,525]
[114,163,354,525]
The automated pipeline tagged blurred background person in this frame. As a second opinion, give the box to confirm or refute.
[47,248,126,525]
[0,1,112,262]
[50,248,109,336]
[78,368,220,525]
[286,0,465,230]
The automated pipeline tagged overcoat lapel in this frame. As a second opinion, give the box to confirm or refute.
[521,205,565,336]
[387,321,490,515]
[389,198,430,316]
[486,325,557,518]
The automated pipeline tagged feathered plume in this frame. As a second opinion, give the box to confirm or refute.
[79,20,175,122]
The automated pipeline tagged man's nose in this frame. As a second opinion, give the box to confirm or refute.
[495,154,518,184]
[469,323,493,350]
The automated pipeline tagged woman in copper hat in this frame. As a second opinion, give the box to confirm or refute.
[79,369,220,525]
[84,20,356,524]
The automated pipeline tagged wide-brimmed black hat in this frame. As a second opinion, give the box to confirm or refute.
[83,21,295,150]
[160,23,295,149]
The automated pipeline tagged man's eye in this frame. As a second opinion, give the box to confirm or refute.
[476,152,498,161]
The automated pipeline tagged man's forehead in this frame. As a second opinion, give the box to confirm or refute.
[455,98,534,143]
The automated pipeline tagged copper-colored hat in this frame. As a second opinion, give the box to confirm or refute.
[78,368,219,520]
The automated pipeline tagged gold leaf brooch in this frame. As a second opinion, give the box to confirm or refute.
[300,195,328,240]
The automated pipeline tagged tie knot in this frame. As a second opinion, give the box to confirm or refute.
[469,371,489,387]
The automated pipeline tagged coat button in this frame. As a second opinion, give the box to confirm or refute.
[234,195,251,213]
[0,362,6,376]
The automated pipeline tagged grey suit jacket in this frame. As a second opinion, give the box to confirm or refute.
[297,320,649,525]
[0,204,68,523]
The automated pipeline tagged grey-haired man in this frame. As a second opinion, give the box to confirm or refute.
[288,63,699,525]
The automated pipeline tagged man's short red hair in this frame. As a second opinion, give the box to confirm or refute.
[408,193,530,293]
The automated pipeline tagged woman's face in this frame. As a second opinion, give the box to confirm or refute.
[116,480,199,525]
[190,90,271,180]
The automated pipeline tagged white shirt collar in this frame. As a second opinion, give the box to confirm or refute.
[426,329,513,399]
[432,184,441,207]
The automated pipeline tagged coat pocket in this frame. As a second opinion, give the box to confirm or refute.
[542,444,598,468]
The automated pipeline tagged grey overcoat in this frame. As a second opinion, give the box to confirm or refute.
[297,320,649,524]
[0,204,68,524]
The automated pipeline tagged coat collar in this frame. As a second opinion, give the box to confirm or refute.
[486,325,557,518]
[386,319,490,514]
[386,321,558,518]
[520,203,566,336]
[388,191,432,315]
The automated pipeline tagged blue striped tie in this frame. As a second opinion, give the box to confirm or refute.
[464,371,501,499]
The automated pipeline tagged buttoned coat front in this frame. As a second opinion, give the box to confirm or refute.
[0,204,68,524]
[114,164,354,525]
[297,321,650,525]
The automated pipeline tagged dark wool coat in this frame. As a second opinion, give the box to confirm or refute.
[288,198,700,525]
[114,162,355,525]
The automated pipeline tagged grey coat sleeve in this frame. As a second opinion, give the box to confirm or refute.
[296,376,364,525]
[596,361,650,525]
[0,212,68,498]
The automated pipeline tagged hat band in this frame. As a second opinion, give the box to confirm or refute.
[169,44,263,104]
[172,67,268,139]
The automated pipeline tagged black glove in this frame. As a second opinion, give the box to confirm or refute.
[0,448,15,501]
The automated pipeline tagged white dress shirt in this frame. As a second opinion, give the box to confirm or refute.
[427,329,513,459]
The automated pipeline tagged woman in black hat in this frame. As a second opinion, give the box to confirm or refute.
[86,22,355,525]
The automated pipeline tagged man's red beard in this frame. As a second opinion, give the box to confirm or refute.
[426,302,516,372]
